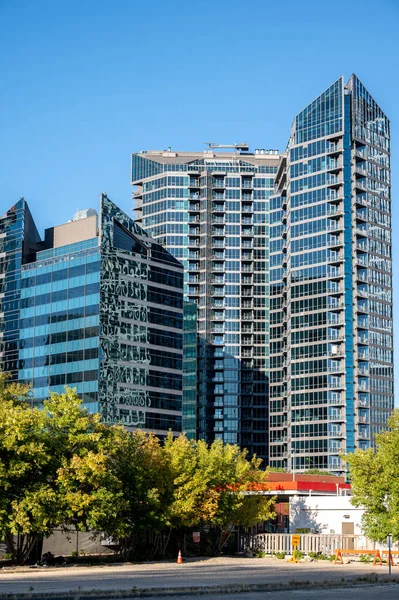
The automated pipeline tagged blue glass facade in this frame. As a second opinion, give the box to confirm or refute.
[19,239,100,409]
[0,200,41,377]
[0,195,184,436]
[271,75,393,474]
[132,148,280,463]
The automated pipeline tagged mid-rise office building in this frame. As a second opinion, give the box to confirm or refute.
[132,74,393,473]
[269,75,393,473]
[132,147,281,462]
[0,194,184,436]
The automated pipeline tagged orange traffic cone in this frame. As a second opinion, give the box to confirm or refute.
[177,549,183,564]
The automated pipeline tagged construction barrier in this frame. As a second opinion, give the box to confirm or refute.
[382,550,399,566]
[334,548,382,565]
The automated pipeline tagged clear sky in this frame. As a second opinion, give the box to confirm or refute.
[1,0,399,389]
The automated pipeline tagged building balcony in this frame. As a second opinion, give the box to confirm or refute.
[354,255,368,267]
[327,176,343,188]
[327,205,344,217]
[188,288,200,297]
[356,415,370,425]
[188,227,200,236]
[353,179,367,192]
[327,191,344,203]
[355,241,369,252]
[328,393,344,406]
[212,228,225,236]
[355,209,367,223]
[211,312,225,321]
[241,227,254,236]
[327,251,344,264]
[211,288,225,297]
[189,179,201,187]
[187,264,200,272]
[328,235,343,249]
[355,226,368,237]
[241,180,253,189]
[354,163,368,177]
[358,397,370,408]
[212,180,225,189]
[357,366,369,376]
[356,287,369,299]
[355,194,367,207]
[356,301,369,314]
[326,141,343,155]
[241,312,253,321]
[327,284,344,296]
[327,267,344,280]
[327,221,344,233]
[353,147,367,160]
[357,338,369,349]
[327,159,343,173]
[328,377,344,390]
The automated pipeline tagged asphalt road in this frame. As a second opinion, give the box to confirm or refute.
[0,556,398,596]
[138,586,399,600]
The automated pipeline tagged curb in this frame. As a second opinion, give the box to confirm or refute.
[3,574,399,599]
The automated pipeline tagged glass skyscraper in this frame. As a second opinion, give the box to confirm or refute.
[270,75,393,474]
[0,194,184,436]
[132,75,393,473]
[132,147,280,462]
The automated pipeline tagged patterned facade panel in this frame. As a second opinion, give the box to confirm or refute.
[99,195,183,435]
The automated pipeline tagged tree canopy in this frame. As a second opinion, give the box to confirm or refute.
[346,410,399,543]
[0,374,275,562]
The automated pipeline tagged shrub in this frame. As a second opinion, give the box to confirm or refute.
[308,552,332,560]
[254,549,266,558]
[360,554,373,563]
[276,551,286,559]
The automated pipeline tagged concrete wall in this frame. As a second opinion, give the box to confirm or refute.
[42,530,113,556]
[47,215,98,248]
[289,495,365,536]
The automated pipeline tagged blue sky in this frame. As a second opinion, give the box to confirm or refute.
[1,0,399,388]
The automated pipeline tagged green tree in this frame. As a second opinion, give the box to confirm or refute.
[101,428,173,558]
[0,378,127,562]
[346,410,399,542]
[164,435,275,552]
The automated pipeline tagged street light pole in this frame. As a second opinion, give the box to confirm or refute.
[387,533,392,576]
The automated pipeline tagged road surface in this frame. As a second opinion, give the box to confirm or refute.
[139,586,399,600]
[0,556,398,596]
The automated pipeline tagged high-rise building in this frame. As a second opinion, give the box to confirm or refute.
[0,194,184,436]
[132,146,281,462]
[132,74,393,473]
[270,75,393,474]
